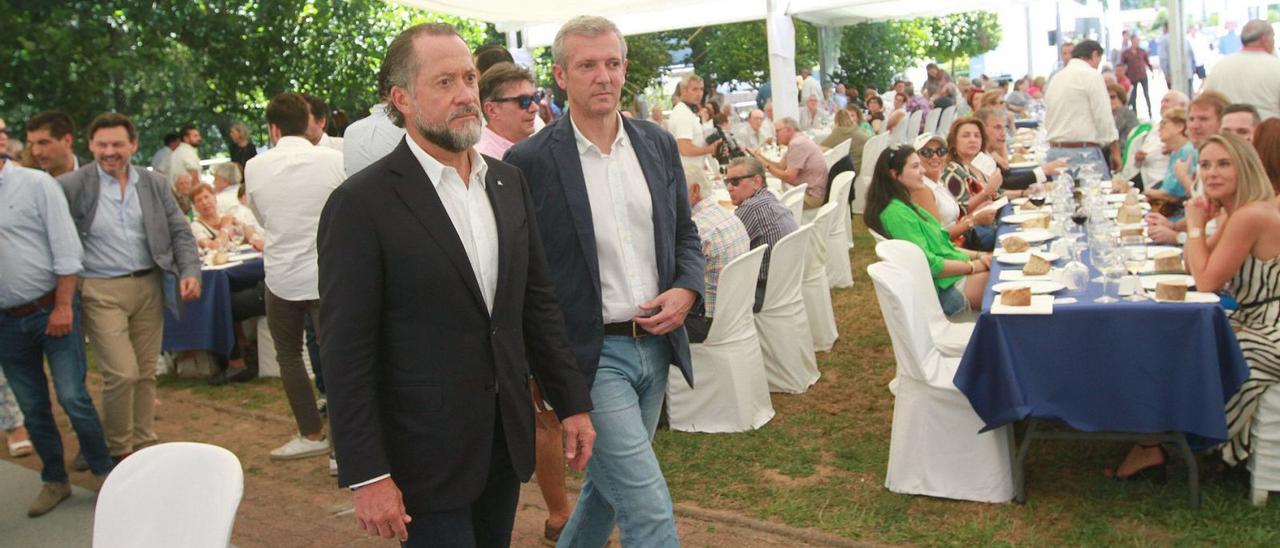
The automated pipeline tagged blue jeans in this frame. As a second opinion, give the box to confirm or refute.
[0,298,113,481]
[938,282,970,317]
[557,336,678,548]
[1046,146,1112,180]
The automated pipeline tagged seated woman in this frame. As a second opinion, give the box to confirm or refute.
[974,107,1067,193]
[911,133,996,244]
[819,109,858,150]
[1004,78,1032,117]
[867,96,887,133]
[1144,108,1196,220]
[941,117,1003,251]
[1109,83,1138,147]
[1110,134,1280,479]
[864,145,993,317]
[884,91,909,133]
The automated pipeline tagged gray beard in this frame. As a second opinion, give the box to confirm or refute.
[414,110,481,153]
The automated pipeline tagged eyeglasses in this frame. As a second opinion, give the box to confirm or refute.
[918,146,948,158]
[491,90,546,110]
[724,175,754,186]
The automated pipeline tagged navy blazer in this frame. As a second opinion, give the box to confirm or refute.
[504,115,705,388]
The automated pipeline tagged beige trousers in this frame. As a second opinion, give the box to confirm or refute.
[80,272,164,456]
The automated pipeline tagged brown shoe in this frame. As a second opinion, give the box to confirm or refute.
[84,473,108,493]
[28,482,71,517]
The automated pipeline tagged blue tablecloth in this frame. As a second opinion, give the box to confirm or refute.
[954,206,1249,449]
[162,258,264,358]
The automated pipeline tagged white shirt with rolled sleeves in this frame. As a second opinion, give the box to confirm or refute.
[1043,59,1119,146]
[244,136,344,301]
[668,101,709,172]
[571,115,660,324]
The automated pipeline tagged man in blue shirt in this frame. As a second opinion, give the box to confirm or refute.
[59,113,201,465]
[0,156,114,517]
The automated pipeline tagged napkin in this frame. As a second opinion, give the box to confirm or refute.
[991,295,1054,315]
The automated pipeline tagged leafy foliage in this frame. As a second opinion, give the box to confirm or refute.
[834,20,929,92]
[666,20,819,89]
[921,11,1002,66]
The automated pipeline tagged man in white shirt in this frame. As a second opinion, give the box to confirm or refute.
[668,72,718,171]
[800,68,822,102]
[1203,20,1280,120]
[1043,40,1119,178]
[303,94,344,152]
[475,62,540,159]
[798,94,824,131]
[167,125,202,185]
[149,133,179,175]
[734,109,774,150]
[343,101,405,178]
[245,92,344,463]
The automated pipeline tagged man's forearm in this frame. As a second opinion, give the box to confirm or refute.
[54,275,77,307]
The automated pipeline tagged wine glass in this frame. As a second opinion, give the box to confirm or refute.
[1120,235,1149,301]
[1027,183,1046,208]
[1094,248,1123,303]
[1063,243,1090,293]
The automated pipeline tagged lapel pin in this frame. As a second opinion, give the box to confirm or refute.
[497,180,504,186]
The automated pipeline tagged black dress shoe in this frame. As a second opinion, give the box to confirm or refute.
[209,366,256,386]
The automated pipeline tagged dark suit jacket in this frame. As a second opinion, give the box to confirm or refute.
[58,163,201,284]
[317,139,592,513]
[503,115,705,388]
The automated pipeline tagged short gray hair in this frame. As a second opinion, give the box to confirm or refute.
[381,23,463,127]
[775,117,799,131]
[1242,19,1273,45]
[728,157,766,184]
[212,162,241,184]
[679,72,703,88]
[552,16,628,68]
[683,165,713,198]
[229,120,249,138]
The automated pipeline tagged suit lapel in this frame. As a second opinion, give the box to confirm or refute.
[386,141,488,314]
[549,120,602,295]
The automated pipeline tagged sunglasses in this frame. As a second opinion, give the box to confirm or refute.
[491,90,546,109]
[724,175,754,186]
[918,146,948,158]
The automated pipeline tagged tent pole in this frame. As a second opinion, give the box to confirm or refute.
[1167,0,1190,95]
[766,0,800,121]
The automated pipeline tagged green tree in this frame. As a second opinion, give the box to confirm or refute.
[835,20,928,92]
[664,19,818,90]
[921,11,1002,72]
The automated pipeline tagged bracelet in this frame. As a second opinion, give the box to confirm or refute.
[1187,228,1204,240]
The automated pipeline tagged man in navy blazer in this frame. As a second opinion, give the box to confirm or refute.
[504,15,705,548]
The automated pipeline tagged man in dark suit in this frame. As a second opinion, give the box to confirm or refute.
[503,16,705,548]
[318,23,596,547]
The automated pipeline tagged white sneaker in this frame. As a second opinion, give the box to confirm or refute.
[270,435,329,461]
[329,453,338,476]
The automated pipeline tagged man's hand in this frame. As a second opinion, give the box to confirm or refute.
[560,413,596,472]
[633,288,697,336]
[1042,159,1068,177]
[179,277,202,301]
[352,478,412,541]
[1134,149,1148,163]
[1145,212,1171,229]
[46,304,73,337]
[1147,223,1180,244]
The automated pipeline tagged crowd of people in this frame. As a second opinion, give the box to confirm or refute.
[1,11,1278,547]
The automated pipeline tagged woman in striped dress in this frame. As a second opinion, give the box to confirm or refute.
[1111,134,1280,478]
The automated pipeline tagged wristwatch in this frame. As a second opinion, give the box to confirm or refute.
[1176,232,1187,245]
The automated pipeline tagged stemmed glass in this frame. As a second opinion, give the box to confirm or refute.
[1094,247,1124,303]
[1120,235,1149,301]
[1062,241,1090,293]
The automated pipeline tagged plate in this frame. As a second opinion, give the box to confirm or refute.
[996,252,1061,265]
[991,280,1066,294]
[990,294,1055,315]
[1001,212,1051,224]
[1146,246,1181,258]
[1104,193,1146,203]
[1141,274,1195,291]
[1000,229,1056,244]
[203,260,245,271]
[1154,291,1221,304]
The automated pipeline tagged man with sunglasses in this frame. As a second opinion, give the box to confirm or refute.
[725,157,798,311]
[476,62,544,159]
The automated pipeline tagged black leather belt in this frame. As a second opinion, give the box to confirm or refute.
[1,291,55,318]
[603,321,651,337]
[110,267,155,279]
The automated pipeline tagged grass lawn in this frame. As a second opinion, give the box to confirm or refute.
[653,217,1280,546]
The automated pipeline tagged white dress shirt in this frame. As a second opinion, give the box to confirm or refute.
[318,133,344,152]
[1202,50,1280,120]
[667,102,709,172]
[572,115,660,323]
[404,137,499,314]
[801,76,822,101]
[245,136,345,301]
[342,103,406,178]
[150,147,172,175]
[1043,59,1119,146]
[167,142,201,185]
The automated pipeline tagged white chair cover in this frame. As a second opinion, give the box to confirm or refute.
[888,113,910,145]
[781,184,807,225]
[803,204,839,352]
[1250,383,1280,506]
[94,442,244,548]
[868,262,1014,503]
[852,133,890,215]
[869,228,889,243]
[924,108,942,135]
[756,225,819,393]
[904,110,924,143]
[874,240,974,356]
[937,106,958,136]
[826,171,855,287]
[667,247,775,433]
[823,138,852,170]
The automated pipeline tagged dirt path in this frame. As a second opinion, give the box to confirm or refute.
[1,375,847,547]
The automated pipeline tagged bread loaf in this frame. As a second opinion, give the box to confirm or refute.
[1119,227,1145,238]
[1000,286,1032,306]
[1155,281,1188,301]
[1002,235,1030,253]
[1023,254,1052,276]
[1116,204,1144,224]
[1153,251,1184,273]
[1020,201,1039,211]
[1111,178,1131,193]
[1022,215,1050,229]
[1123,190,1141,206]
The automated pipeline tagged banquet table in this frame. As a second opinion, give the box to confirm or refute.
[953,203,1250,507]
[162,254,265,358]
